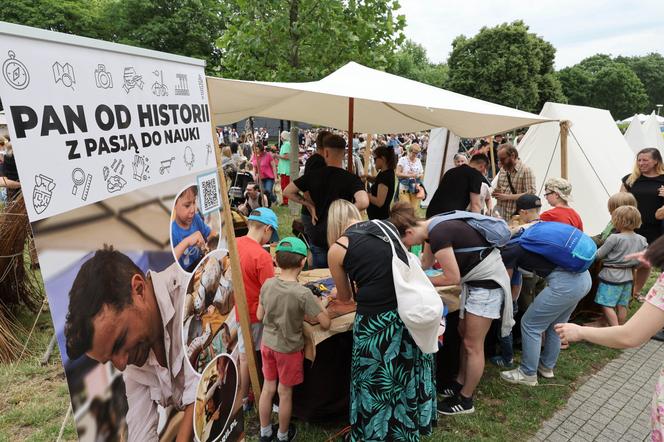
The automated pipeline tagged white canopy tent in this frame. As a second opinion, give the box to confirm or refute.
[518,102,635,235]
[421,128,460,208]
[643,112,664,154]
[624,116,649,153]
[207,62,552,139]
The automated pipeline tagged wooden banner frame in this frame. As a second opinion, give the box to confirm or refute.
[206,79,263,406]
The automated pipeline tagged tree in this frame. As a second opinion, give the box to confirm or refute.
[3,0,113,40]
[616,53,664,113]
[558,54,649,119]
[387,40,448,87]
[216,0,406,82]
[446,20,566,112]
[107,0,225,74]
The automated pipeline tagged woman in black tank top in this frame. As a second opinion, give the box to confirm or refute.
[327,200,436,441]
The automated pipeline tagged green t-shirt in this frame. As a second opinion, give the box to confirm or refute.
[277,141,291,176]
[259,277,322,353]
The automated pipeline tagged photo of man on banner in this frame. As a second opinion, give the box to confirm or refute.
[64,246,197,441]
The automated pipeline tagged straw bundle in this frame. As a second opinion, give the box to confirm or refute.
[0,193,41,311]
[0,194,42,362]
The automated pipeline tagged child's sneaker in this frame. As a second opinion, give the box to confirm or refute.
[438,394,475,415]
[500,367,538,386]
[537,363,554,379]
[275,424,297,442]
[259,432,275,442]
[439,380,463,398]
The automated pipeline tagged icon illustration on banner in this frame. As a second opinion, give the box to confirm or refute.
[2,50,30,90]
[151,70,169,96]
[160,157,175,175]
[71,168,92,201]
[53,61,76,90]
[122,67,144,93]
[184,146,195,170]
[175,73,189,96]
[205,143,212,166]
[103,160,127,193]
[132,154,150,181]
[94,64,113,89]
[33,174,55,214]
[198,74,205,99]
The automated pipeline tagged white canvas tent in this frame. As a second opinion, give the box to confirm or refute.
[207,62,552,137]
[421,128,460,207]
[643,112,664,153]
[518,102,635,235]
[619,113,664,125]
[624,116,649,153]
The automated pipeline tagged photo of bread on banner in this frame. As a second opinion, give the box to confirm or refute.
[194,355,242,442]
[63,245,199,441]
[171,184,221,273]
[183,249,238,373]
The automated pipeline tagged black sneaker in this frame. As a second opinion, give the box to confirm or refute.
[439,380,463,398]
[438,394,475,415]
[259,430,275,442]
[275,424,297,442]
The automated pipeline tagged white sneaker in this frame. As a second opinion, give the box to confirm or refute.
[538,363,554,379]
[500,367,538,386]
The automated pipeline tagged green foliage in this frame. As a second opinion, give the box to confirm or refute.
[216,0,406,81]
[2,0,113,39]
[105,0,225,74]
[387,40,448,87]
[558,54,649,119]
[446,20,566,112]
[616,53,664,114]
[3,0,225,75]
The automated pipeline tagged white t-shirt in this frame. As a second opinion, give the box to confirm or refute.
[397,156,424,190]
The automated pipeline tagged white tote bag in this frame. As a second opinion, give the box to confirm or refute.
[373,220,443,353]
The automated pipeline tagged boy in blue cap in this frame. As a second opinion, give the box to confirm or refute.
[257,237,330,441]
[236,207,279,411]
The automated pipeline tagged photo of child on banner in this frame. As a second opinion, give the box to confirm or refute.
[170,183,221,273]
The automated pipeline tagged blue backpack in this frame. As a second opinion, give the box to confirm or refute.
[516,221,597,272]
[427,211,511,253]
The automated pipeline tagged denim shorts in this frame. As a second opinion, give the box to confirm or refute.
[464,286,503,319]
[595,281,632,307]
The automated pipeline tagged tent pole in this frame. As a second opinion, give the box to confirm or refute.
[440,129,451,182]
[489,136,496,178]
[348,97,354,173]
[560,121,570,180]
[207,82,263,406]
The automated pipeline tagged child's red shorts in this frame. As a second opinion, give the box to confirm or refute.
[260,344,304,387]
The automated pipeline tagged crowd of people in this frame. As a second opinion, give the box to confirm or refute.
[223,124,664,441]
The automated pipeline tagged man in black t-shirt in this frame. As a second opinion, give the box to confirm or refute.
[426,154,488,218]
[284,134,369,268]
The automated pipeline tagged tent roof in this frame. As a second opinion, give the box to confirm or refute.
[32,177,193,252]
[624,116,649,153]
[207,62,553,137]
[517,102,635,235]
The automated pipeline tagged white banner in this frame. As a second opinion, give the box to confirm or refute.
[0,22,215,220]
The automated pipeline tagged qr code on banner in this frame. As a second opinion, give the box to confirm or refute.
[197,172,221,214]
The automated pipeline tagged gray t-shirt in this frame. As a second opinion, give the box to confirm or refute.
[597,232,648,284]
[259,277,322,353]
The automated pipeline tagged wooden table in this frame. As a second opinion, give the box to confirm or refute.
[296,269,460,361]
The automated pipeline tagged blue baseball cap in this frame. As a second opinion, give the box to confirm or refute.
[248,207,279,232]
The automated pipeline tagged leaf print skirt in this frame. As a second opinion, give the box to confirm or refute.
[350,309,437,442]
